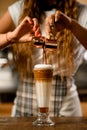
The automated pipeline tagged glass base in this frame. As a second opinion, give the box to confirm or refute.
[33,112,55,126]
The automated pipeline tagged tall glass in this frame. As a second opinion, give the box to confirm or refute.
[33,64,55,126]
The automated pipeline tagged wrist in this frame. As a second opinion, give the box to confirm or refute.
[68,18,74,31]
[66,17,72,30]
[6,32,17,43]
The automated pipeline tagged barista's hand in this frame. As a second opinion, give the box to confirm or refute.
[7,16,41,43]
[45,10,71,39]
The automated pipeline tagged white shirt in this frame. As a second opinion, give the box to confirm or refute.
[8,1,86,117]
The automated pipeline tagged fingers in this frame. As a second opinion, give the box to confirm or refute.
[55,10,61,22]
[16,16,34,35]
[21,17,42,37]
[45,14,56,39]
[21,16,33,27]
[32,18,42,37]
[45,15,54,36]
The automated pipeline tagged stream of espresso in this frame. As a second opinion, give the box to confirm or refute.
[33,37,57,64]
[43,46,47,64]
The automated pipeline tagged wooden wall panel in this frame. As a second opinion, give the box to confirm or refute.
[77,0,87,4]
[0,0,87,18]
[0,0,17,17]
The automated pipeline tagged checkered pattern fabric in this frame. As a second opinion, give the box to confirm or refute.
[15,75,67,117]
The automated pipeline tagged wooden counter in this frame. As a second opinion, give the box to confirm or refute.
[0,117,87,130]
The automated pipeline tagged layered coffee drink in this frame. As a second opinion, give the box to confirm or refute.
[34,64,53,113]
[33,64,55,126]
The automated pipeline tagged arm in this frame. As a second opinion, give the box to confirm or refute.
[45,10,87,49]
[70,19,87,49]
[0,10,15,49]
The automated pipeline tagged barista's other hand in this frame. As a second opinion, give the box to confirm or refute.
[45,10,71,38]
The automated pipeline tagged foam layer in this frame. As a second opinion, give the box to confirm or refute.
[34,64,53,70]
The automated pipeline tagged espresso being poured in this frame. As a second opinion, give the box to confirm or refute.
[32,37,57,64]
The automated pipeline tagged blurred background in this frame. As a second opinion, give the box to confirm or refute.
[0,0,87,116]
